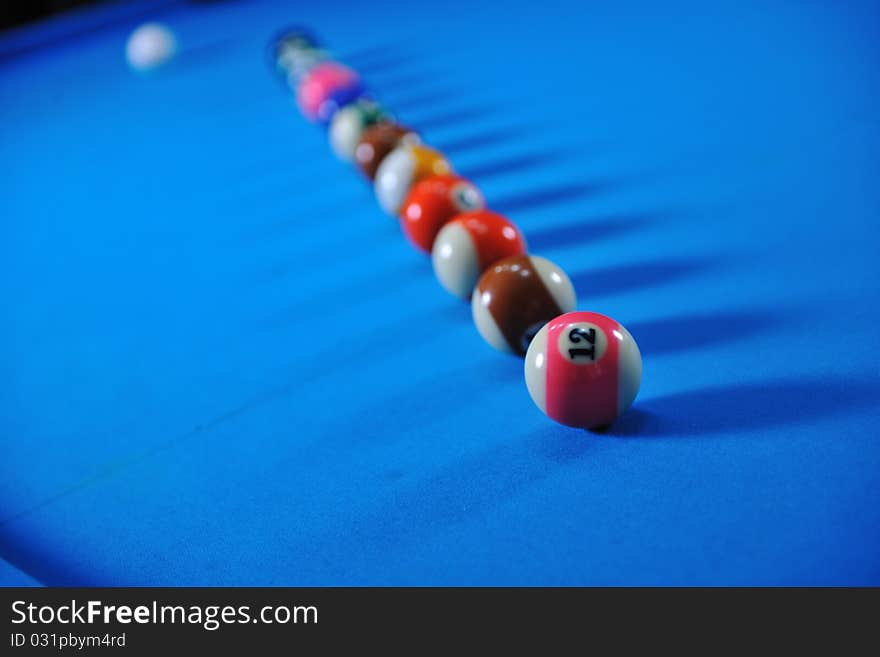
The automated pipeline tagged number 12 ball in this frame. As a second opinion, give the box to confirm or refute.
[524,311,642,429]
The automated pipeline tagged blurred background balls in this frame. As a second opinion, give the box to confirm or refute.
[126,22,177,72]
[329,100,390,161]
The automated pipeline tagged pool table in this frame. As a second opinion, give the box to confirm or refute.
[2,0,879,586]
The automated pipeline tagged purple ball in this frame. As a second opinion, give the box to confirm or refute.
[317,80,368,126]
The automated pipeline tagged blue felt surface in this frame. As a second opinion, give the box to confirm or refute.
[0,559,39,587]
[1,0,879,586]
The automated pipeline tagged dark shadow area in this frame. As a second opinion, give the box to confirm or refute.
[1,0,102,30]
[606,378,879,438]
[410,104,496,131]
[629,309,788,357]
[493,180,613,214]
[568,257,711,298]
[527,211,657,251]
[0,0,177,61]
[0,529,68,585]
[434,125,530,156]
[458,150,563,182]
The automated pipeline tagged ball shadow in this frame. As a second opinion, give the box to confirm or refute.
[458,150,565,182]
[607,378,879,438]
[410,104,497,131]
[0,527,81,585]
[368,70,444,94]
[527,211,660,251]
[493,180,616,214]
[629,309,788,356]
[340,44,415,75]
[568,257,713,298]
[383,88,462,114]
[434,124,532,156]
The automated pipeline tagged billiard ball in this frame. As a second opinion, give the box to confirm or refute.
[354,122,420,180]
[524,311,642,429]
[329,100,390,161]
[400,175,485,253]
[271,27,328,82]
[316,81,368,126]
[472,255,576,355]
[431,210,527,299]
[126,23,177,72]
[374,144,452,215]
[284,49,331,87]
[296,62,360,122]
[272,26,320,56]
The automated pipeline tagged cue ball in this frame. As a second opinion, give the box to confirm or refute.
[329,100,390,161]
[400,174,485,253]
[355,122,419,180]
[472,255,576,355]
[126,23,177,72]
[524,311,642,429]
[374,144,452,215]
[431,210,527,299]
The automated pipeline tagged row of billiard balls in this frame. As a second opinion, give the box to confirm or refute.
[271,29,642,430]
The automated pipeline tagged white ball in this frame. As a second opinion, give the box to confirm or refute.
[432,219,480,299]
[126,23,177,72]
[374,143,451,216]
[374,145,416,216]
[330,106,365,161]
[329,101,386,162]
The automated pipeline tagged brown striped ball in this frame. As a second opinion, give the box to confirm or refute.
[471,255,577,355]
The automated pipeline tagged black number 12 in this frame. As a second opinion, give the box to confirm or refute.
[568,327,596,360]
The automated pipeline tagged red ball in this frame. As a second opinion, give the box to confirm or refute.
[431,210,527,299]
[399,175,485,253]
